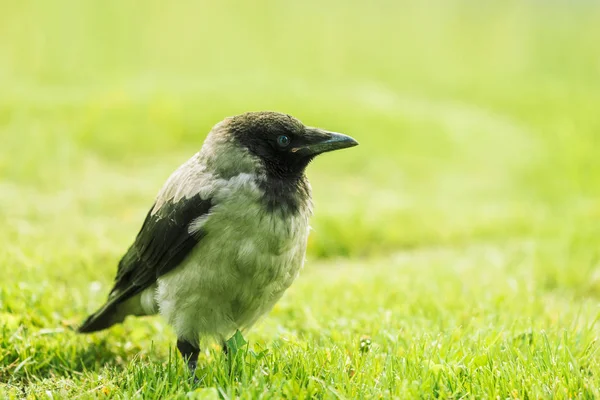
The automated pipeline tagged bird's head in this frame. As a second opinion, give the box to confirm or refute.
[203,111,358,180]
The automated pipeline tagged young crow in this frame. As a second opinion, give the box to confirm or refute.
[78,111,358,372]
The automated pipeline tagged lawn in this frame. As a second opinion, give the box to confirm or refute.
[2,1,600,398]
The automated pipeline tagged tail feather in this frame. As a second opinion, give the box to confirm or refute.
[78,288,148,333]
[78,302,122,333]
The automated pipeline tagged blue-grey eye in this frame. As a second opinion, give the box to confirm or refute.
[277,135,291,147]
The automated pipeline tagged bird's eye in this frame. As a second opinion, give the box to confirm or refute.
[277,135,291,148]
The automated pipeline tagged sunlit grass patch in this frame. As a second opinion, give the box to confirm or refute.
[2,0,600,398]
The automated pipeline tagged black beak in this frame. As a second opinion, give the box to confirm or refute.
[291,128,359,157]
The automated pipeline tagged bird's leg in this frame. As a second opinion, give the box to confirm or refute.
[177,338,200,374]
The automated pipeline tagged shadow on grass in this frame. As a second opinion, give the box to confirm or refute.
[1,332,139,384]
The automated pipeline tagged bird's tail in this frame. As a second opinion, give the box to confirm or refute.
[78,301,123,333]
[78,288,146,333]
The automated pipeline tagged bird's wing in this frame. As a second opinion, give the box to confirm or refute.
[108,192,213,304]
[78,191,213,333]
[78,158,219,333]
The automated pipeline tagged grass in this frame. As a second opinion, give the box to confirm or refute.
[2,0,600,398]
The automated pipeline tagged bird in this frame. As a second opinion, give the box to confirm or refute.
[78,111,358,372]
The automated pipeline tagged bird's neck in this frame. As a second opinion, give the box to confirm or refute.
[257,173,311,216]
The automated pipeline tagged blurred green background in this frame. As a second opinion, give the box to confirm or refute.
[2,1,600,398]
[2,1,600,257]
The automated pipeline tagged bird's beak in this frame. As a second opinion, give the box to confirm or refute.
[291,128,359,157]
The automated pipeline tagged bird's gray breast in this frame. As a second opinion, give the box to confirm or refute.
[155,173,311,341]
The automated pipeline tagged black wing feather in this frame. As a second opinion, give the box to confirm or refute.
[78,193,212,333]
[114,193,212,298]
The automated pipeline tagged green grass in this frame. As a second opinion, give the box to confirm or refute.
[2,1,600,398]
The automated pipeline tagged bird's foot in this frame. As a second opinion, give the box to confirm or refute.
[177,338,200,382]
